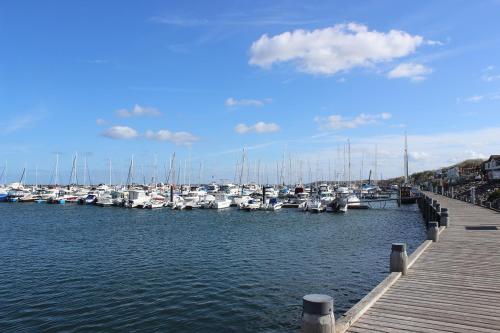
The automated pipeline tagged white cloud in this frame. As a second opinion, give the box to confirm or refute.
[314,112,392,130]
[249,23,424,75]
[409,151,430,161]
[116,104,161,118]
[388,63,432,81]
[145,129,198,145]
[482,74,500,82]
[96,118,107,125]
[465,95,484,102]
[101,126,139,139]
[225,97,272,107]
[461,91,500,103]
[1,114,38,134]
[235,122,280,134]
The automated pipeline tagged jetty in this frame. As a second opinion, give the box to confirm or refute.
[301,191,500,332]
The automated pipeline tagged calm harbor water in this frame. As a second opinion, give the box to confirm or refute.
[0,202,425,332]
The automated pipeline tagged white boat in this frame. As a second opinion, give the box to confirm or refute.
[96,194,114,207]
[221,184,240,196]
[211,193,231,209]
[206,183,219,194]
[263,185,278,198]
[231,195,251,207]
[260,197,283,211]
[239,199,261,211]
[126,189,150,208]
[347,194,362,209]
[308,199,325,213]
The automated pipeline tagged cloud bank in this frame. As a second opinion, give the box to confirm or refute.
[101,126,139,139]
[225,97,272,107]
[101,126,198,145]
[249,23,424,75]
[315,112,392,130]
[235,122,280,134]
[388,63,432,81]
[116,104,161,118]
[145,130,199,145]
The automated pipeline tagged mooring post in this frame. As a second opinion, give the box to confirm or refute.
[427,222,439,242]
[301,294,335,333]
[470,187,476,204]
[440,208,449,227]
[435,203,441,222]
[390,243,408,276]
[426,198,432,223]
[170,185,174,203]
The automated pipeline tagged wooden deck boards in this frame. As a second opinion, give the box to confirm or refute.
[346,193,500,332]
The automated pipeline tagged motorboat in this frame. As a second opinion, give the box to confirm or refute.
[308,199,325,213]
[211,193,232,209]
[260,197,283,211]
[126,189,150,208]
[239,199,261,211]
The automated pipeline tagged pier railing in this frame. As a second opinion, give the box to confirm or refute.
[300,192,447,333]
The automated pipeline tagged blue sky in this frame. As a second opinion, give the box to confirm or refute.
[1,0,500,184]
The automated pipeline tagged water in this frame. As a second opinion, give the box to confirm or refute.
[0,203,425,332]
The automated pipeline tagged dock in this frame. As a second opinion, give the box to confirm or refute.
[302,191,500,333]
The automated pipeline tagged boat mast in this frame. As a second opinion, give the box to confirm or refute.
[404,131,409,184]
[374,144,378,185]
[69,152,77,185]
[348,138,351,187]
[257,159,261,186]
[109,158,112,186]
[126,155,134,188]
[239,148,246,193]
[83,155,87,187]
[19,165,26,185]
[54,153,59,186]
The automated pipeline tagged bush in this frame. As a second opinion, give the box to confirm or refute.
[488,190,500,202]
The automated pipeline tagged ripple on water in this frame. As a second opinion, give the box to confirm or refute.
[0,202,425,332]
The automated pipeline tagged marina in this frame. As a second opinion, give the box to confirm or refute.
[0,196,425,332]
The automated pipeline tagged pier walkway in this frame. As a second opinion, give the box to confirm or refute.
[343,192,500,332]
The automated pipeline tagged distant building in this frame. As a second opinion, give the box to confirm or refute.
[446,167,460,182]
[483,155,500,180]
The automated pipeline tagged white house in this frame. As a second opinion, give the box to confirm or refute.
[483,155,500,180]
[446,167,460,181]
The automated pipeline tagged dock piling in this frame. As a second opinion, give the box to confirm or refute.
[390,243,408,276]
[440,208,449,227]
[427,222,439,242]
[301,294,335,333]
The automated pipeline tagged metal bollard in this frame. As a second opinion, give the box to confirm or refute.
[440,208,449,227]
[301,294,335,333]
[390,243,408,276]
[427,222,439,242]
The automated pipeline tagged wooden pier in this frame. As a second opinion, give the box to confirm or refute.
[301,192,500,333]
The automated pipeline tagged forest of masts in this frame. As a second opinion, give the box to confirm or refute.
[0,141,383,187]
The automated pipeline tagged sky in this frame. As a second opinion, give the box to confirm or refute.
[1,0,500,185]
